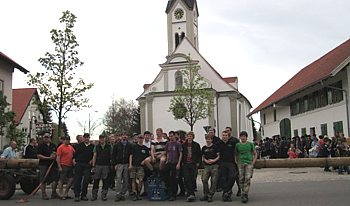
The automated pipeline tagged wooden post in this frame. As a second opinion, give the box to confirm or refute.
[254,157,350,169]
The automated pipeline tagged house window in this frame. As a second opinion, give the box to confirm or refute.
[293,129,298,137]
[0,79,3,95]
[263,114,266,125]
[331,81,343,103]
[333,121,343,135]
[301,128,306,136]
[175,71,183,89]
[321,123,328,136]
[273,109,277,122]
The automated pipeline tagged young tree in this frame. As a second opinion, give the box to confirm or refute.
[103,98,139,135]
[27,11,94,137]
[168,56,214,131]
[0,93,16,147]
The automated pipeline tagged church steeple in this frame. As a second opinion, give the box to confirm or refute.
[165,0,199,55]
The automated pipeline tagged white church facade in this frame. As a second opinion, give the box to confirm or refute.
[137,0,253,145]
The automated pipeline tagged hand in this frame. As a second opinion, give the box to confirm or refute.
[129,165,132,170]
[58,167,62,172]
[72,159,76,166]
[91,167,96,174]
[176,163,180,170]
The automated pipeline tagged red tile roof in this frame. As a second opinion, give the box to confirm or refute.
[12,88,37,124]
[0,51,29,74]
[250,38,350,115]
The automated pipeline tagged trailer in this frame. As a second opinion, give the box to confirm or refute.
[0,159,39,200]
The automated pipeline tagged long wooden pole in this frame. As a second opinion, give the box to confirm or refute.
[1,157,350,169]
[254,157,350,169]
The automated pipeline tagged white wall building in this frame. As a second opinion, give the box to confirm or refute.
[0,51,29,148]
[250,38,350,139]
[137,0,253,146]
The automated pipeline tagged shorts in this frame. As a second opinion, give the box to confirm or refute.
[59,165,74,181]
[129,166,145,179]
[39,165,59,184]
[94,165,110,179]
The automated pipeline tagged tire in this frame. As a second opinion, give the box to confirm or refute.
[20,176,39,194]
[0,175,16,200]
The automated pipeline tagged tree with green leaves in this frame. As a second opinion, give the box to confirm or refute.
[0,93,15,137]
[168,56,215,131]
[103,98,140,135]
[27,11,94,137]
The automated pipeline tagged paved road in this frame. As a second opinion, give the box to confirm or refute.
[5,168,350,206]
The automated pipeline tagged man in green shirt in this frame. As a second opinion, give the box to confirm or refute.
[235,131,257,203]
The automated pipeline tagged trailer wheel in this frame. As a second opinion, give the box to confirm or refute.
[20,176,39,194]
[0,175,16,200]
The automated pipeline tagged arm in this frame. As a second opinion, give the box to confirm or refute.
[176,151,182,170]
[0,148,8,159]
[92,153,97,167]
[252,149,257,165]
[129,154,133,170]
[150,144,155,162]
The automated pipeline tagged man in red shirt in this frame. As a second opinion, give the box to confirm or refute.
[56,136,75,199]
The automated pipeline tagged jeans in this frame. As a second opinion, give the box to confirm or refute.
[182,163,197,196]
[115,164,129,196]
[219,162,236,195]
[74,162,91,197]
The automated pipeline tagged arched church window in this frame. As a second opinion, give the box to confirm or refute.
[175,70,183,89]
[181,32,185,41]
[175,33,180,48]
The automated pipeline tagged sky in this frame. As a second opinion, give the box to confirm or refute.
[1,0,350,139]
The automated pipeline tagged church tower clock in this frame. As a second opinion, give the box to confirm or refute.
[165,0,199,55]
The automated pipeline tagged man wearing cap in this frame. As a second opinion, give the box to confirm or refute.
[37,133,59,200]
[56,136,75,199]
[91,134,111,201]
[73,133,94,201]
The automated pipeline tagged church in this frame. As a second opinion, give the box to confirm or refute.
[137,0,253,145]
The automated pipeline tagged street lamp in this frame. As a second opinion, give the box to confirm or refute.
[88,111,98,135]
[28,115,37,144]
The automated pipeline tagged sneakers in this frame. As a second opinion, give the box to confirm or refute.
[186,195,196,202]
[51,192,60,199]
[222,193,232,202]
[74,196,80,202]
[81,196,88,201]
[115,195,121,202]
[200,196,208,201]
[91,195,97,201]
[101,193,107,201]
[207,196,213,202]
[236,189,242,197]
[241,194,248,203]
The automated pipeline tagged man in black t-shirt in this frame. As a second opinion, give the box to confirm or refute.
[216,130,239,202]
[23,138,38,159]
[129,135,150,201]
[73,133,94,202]
[200,134,220,202]
[37,133,59,200]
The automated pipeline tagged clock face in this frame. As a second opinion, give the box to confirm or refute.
[174,8,184,20]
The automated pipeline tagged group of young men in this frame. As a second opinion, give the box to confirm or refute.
[16,126,256,203]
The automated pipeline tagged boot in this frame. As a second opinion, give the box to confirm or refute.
[101,190,108,201]
[91,189,98,201]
